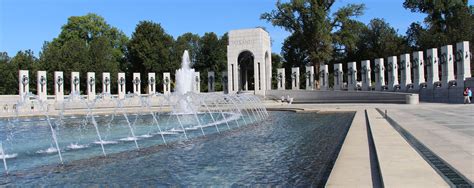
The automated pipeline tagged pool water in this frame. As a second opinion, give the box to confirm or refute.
[0,111,354,186]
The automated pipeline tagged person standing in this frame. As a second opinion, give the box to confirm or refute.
[464,87,471,104]
[468,87,472,104]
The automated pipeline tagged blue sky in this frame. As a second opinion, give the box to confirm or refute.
[1,0,463,57]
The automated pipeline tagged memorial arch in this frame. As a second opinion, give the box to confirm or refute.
[227,28,272,95]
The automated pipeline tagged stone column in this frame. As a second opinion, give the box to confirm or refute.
[194,72,200,93]
[117,72,126,99]
[374,58,385,91]
[456,41,471,88]
[333,64,343,90]
[440,45,455,89]
[426,48,439,89]
[412,51,425,90]
[347,62,357,91]
[319,64,329,91]
[163,72,171,95]
[18,70,29,101]
[102,72,111,98]
[71,72,80,99]
[208,71,215,92]
[277,68,285,90]
[291,67,300,90]
[148,73,156,94]
[87,72,96,100]
[54,71,64,101]
[305,66,314,90]
[37,71,47,101]
[387,56,399,91]
[222,71,228,93]
[132,72,141,95]
[361,60,371,91]
[399,54,411,91]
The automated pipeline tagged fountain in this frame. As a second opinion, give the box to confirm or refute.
[0,50,268,175]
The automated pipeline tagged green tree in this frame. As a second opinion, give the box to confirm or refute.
[194,32,227,91]
[262,1,364,74]
[39,13,128,94]
[404,0,474,50]
[4,50,39,94]
[127,21,175,92]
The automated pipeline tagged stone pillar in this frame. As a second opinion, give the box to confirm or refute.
[277,68,285,90]
[291,67,300,90]
[412,51,425,90]
[400,54,411,90]
[37,71,47,101]
[333,64,343,90]
[102,72,111,98]
[440,45,455,89]
[222,71,228,93]
[132,72,141,95]
[71,72,80,99]
[305,66,314,90]
[456,41,471,88]
[387,56,399,91]
[374,58,385,91]
[319,64,329,91]
[54,71,64,101]
[426,48,439,89]
[163,72,171,95]
[148,73,156,94]
[361,60,371,91]
[18,70,29,101]
[347,62,357,91]
[208,71,215,92]
[117,72,126,99]
[194,71,200,93]
[87,72,96,100]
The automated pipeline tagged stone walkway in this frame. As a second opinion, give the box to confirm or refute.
[266,102,474,186]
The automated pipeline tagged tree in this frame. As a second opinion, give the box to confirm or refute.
[1,50,39,94]
[194,32,227,91]
[127,21,175,92]
[39,13,128,94]
[404,0,474,50]
[174,32,200,65]
[262,1,364,74]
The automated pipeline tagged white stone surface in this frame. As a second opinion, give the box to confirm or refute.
[441,45,455,89]
[132,73,141,95]
[54,71,64,101]
[227,28,271,96]
[148,72,156,94]
[277,68,285,90]
[374,58,385,91]
[456,41,471,88]
[347,62,357,91]
[291,67,300,90]
[71,72,80,99]
[412,51,425,90]
[426,48,439,89]
[87,72,96,100]
[305,66,314,90]
[102,72,111,98]
[117,72,126,99]
[361,60,371,91]
[333,64,343,90]
[37,71,47,101]
[387,56,398,91]
[221,71,228,93]
[400,54,411,90]
[163,72,171,95]
[18,70,29,101]
[319,64,329,91]
[208,71,215,92]
[194,71,200,93]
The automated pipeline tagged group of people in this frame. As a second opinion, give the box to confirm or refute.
[464,87,472,104]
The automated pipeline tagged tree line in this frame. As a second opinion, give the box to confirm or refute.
[1,0,472,94]
[0,14,230,95]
